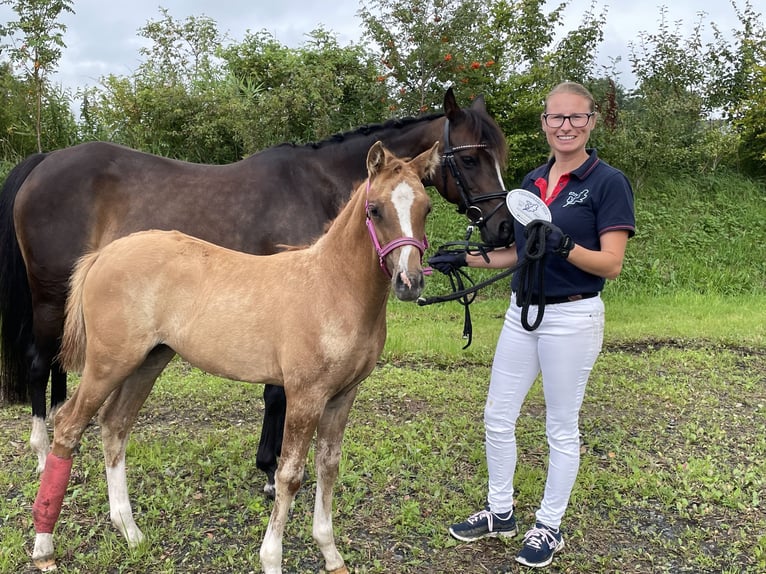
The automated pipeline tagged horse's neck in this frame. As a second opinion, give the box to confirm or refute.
[313,185,390,300]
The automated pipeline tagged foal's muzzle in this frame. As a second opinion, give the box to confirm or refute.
[392,270,425,302]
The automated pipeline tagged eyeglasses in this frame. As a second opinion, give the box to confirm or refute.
[542,112,595,128]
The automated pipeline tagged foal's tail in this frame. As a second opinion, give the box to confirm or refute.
[0,152,49,404]
[58,252,100,373]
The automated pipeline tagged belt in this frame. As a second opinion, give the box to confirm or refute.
[514,292,598,307]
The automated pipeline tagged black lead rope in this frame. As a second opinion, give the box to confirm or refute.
[418,221,552,347]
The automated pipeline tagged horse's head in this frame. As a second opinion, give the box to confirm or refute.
[430,88,514,248]
[365,141,440,302]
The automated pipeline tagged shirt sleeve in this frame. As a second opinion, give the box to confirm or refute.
[596,170,636,238]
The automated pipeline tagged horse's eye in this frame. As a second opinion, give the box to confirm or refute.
[459,155,477,168]
[367,205,380,218]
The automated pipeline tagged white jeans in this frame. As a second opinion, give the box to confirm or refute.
[485,293,604,528]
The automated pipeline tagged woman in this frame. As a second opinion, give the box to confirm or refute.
[429,81,635,568]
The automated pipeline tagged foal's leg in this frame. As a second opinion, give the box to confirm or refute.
[312,387,359,574]
[99,346,175,546]
[31,365,128,570]
[259,391,324,574]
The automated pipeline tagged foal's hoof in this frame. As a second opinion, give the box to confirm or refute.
[33,557,57,572]
[33,533,56,571]
[327,567,349,574]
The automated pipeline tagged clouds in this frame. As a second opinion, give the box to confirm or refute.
[0,0,746,92]
[553,0,745,86]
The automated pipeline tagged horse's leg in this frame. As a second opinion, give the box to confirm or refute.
[312,387,359,574]
[27,337,59,473]
[259,391,324,574]
[49,358,68,413]
[257,384,286,498]
[31,366,130,571]
[99,346,175,546]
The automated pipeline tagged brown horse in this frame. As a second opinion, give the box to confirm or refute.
[31,141,439,574]
[0,88,510,495]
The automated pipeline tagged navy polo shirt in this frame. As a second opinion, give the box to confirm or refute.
[511,149,636,298]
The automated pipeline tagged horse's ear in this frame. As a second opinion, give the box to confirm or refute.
[411,141,441,180]
[471,94,487,113]
[366,140,387,177]
[444,87,461,120]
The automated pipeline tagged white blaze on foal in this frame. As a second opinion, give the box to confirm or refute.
[392,180,418,288]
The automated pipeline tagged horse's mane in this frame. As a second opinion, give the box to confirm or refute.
[277,104,508,168]
[274,113,444,151]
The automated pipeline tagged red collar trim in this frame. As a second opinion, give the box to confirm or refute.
[534,173,571,206]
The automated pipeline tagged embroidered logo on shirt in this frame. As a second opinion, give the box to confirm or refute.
[563,189,590,207]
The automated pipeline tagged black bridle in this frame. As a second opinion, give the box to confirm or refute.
[440,119,508,240]
[418,220,554,347]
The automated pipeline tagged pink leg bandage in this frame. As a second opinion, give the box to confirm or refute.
[32,453,73,534]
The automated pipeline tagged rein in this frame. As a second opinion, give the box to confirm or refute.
[441,119,508,235]
[364,179,429,278]
[417,221,553,347]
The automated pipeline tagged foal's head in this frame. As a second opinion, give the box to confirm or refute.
[365,141,440,301]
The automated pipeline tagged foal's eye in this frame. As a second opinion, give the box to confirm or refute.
[368,205,380,218]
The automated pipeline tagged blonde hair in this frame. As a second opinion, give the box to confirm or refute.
[544,81,596,113]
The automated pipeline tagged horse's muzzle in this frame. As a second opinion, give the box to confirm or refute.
[392,270,425,301]
[481,217,515,248]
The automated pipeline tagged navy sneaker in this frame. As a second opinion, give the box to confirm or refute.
[448,505,518,542]
[516,522,565,568]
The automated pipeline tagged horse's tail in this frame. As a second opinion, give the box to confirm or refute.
[0,153,49,404]
[58,251,100,373]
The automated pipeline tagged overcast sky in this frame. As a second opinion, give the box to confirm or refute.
[0,0,748,92]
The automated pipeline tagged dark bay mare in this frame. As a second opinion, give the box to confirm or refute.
[0,88,511,495]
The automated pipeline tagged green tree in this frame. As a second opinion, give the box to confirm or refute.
[137,7,222,87]
[79,9,247,162]
[220,28,388,151]
[0,0,74,152]
[0,60,36,163]
[703,0,766,176]
[359,0,499,115]
[603,4,761,182]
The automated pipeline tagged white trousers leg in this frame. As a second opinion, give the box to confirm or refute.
[484,294,604,527]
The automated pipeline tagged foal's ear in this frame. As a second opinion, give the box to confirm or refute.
[366,140,387,177]
[410,141,440,180]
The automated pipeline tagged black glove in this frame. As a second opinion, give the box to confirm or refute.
[427,251,467,274]
[524,219,574,258]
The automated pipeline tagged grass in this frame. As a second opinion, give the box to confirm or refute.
[0,293,764,573]
[1,173,764,572]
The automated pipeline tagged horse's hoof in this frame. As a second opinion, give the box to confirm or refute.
[33,557,57,571]
[327,567,349,574]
